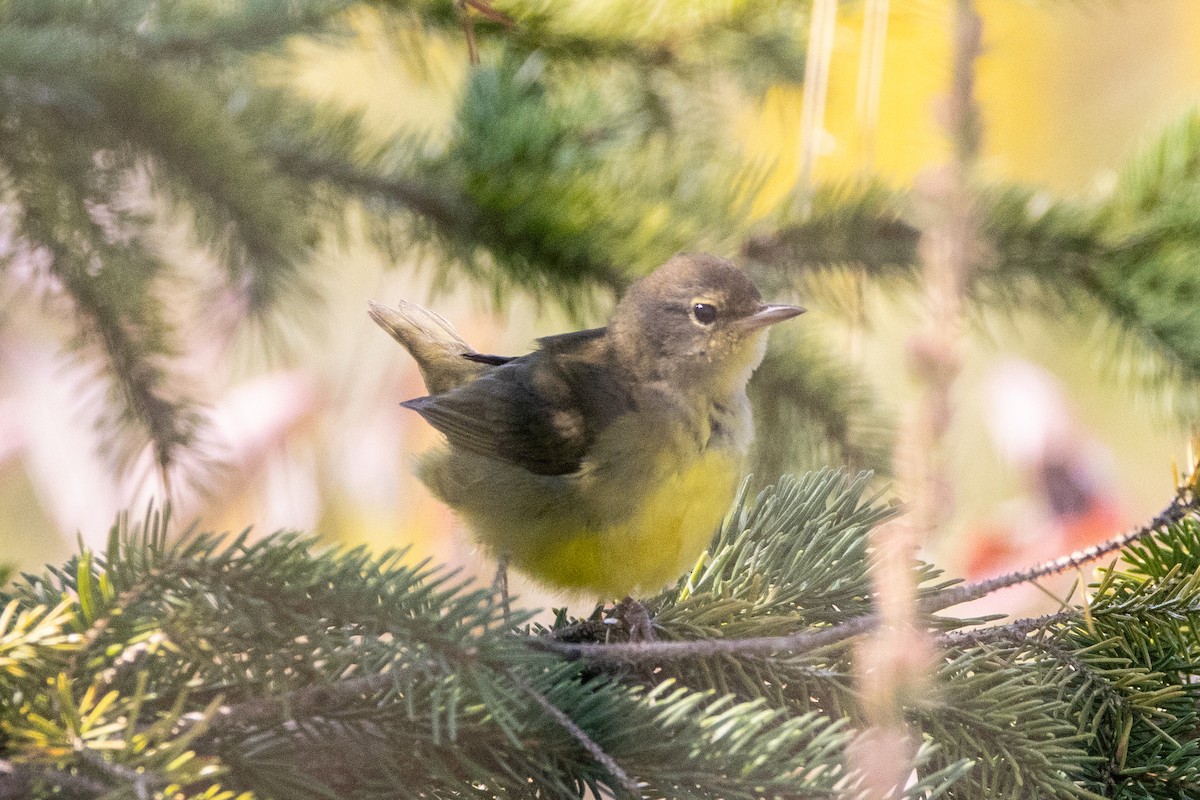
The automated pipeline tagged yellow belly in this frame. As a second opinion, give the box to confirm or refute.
[477,447,740,597]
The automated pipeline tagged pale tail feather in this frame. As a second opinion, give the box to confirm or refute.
[368,299,487,393]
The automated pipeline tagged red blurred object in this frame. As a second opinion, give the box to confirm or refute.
[963,359,1125,580]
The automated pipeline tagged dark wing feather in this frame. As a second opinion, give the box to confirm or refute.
[402,327,631,476]
[461,352,514,366]
[458,328,606,366]
[535,327,607,350]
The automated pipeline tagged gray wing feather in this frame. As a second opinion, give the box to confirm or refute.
[401,330,631,476]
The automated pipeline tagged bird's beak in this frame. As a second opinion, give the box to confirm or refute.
[740,303,806,330]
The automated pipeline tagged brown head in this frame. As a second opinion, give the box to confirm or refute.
[608,253,804,395]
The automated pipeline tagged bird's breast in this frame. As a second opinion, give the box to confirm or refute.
[515,443,743,596]
[703,394,754,452]
[575,389,751,507]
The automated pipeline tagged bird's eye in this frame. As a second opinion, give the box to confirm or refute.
[691,302,718,325]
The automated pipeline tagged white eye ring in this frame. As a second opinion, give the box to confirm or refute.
[691,302,718,325]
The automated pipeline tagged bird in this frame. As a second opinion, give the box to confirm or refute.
[369,252,804,607]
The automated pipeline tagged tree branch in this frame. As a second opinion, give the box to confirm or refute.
[511,674,642,800]
[920,489,1197,613]
[528,612,880,666]
[530,486,1199,667]
[0,760,108,800]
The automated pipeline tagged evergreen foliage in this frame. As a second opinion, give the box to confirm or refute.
[0,0,346,472]
[0,0,798,474]
[3,470,1200,799]
[750,329,896,480]
[745,112,1200,427]
[5,3,1200,797]
[3,0,1200,476]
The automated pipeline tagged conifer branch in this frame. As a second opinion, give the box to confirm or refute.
[937,610,1075,647]
[192,671,401,750]
[511,674,642,800]
[529,611,880,666]
[277,155,479,239]
[534,484,1200,667]
[2,140,199,475]
[6,471,1200,798]
[0,760,108,800]
[5,3,1200,795]
[275,151,627,294]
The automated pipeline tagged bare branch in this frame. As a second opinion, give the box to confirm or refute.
[528,612,879,667]
[920,490,1197,612]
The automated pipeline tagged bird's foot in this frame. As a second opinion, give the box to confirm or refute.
[613,596,655,643]
[493,556,511,626]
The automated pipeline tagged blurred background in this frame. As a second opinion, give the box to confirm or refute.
[2,0,1198,616]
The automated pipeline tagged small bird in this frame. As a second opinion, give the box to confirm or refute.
[369,253,804,601]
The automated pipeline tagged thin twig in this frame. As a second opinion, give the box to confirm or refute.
[511,675,643,799]
[457,0,515,64]
[0,760,109,800]
[529,612,879,666]
[937,610,1075,647]
[461,5,478,64]
[192,671,406,749]
[74,750,158,800]
[919,491,1196,613]
[463,0,516,27]
[796,0,839,215]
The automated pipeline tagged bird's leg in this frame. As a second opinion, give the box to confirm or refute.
[493,553,511,625]
[614,596,655,643]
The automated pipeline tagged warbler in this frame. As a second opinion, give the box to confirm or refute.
[369,253,804,598]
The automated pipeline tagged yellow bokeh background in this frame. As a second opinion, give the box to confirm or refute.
[752,0,1200,192]
[4,1,1199,616]
[731,0,1200,611]
[292,0,1200,610]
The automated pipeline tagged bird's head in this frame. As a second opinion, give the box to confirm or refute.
[609,253,805,396]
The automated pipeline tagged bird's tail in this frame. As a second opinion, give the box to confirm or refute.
[368,299,487,393]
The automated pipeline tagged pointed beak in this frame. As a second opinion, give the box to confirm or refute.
[740,303,806,330]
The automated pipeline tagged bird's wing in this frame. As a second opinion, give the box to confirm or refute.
[459,328,607,367]
[534,327,608,350]
[403,328,632,476]
[461,352,515,366]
